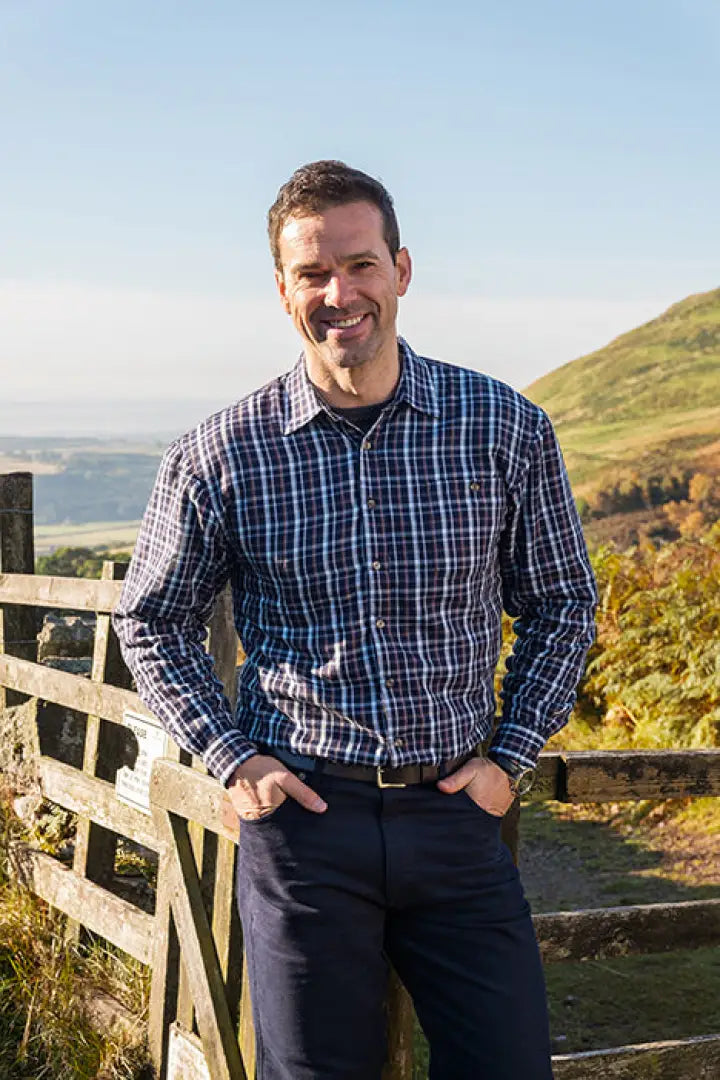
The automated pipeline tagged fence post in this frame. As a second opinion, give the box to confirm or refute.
[206,585,247,1067]
[68,560,132,945]
[150,583,243,1076]
[0,473,36,710]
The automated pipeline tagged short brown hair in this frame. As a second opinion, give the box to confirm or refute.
[268,160,400,270]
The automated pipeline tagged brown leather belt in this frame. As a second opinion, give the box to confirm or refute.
[267,747,475,788]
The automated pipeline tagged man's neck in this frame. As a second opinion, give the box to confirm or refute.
[305,343,401,408]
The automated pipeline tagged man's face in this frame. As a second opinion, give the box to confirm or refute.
[275,200,411,373]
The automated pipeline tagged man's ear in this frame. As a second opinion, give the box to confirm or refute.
[275,269,291,314]
[395,248,412,298]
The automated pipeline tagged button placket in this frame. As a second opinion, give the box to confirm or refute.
[357,431,397,757]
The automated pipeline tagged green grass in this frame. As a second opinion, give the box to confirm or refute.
[545,947,720,1054]
[409,797,720,1074]
[524,287,720,493]
[411,942,720,1071]
[412,948,720,1070]
[0,794,151,1079]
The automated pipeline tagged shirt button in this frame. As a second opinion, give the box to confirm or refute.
[367,498,376,509]
[372,560,382,570]
[375,618,385,629]
[362,440,372,450]
[394,739,405,748]
[385,678,394,688]
[470,482,481,492]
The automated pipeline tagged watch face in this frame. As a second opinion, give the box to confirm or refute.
[490,753,536,796]
[514,768,536,796]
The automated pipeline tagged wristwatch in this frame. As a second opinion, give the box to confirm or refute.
[487,751,536,797]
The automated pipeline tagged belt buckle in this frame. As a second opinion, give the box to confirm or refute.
[376,765,407,789]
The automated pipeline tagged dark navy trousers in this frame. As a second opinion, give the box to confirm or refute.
[236,771,553,1080]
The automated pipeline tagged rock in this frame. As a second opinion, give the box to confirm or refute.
[37,613,95,661]
[0,696,87,773]
[0,697,41,792]
[36,701,86,768]
[56,842,75,862]
[12,792,43,823]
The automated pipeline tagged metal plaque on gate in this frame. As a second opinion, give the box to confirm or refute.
[115,709,168,814]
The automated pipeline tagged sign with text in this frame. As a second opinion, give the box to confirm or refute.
[167,1022,211,1080]
[115,709,169,814]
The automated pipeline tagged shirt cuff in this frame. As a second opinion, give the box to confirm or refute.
[203,729,259,788]
[487,724,546,770]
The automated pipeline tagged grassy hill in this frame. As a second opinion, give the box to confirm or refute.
[525,287,720,492]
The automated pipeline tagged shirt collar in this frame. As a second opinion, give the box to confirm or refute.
[282,338,439,436]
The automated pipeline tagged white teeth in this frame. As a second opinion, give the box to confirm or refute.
[329,315,364,328]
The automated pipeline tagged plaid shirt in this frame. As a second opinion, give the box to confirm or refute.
[114,339,597,787]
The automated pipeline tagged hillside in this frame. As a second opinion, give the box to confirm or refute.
[525,287,720,490]
[524,288,720,543]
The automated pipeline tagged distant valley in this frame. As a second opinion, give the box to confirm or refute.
[0,437,163,553]
[3,286,719,554]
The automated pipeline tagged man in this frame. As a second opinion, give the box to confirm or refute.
[114,160,597,1079]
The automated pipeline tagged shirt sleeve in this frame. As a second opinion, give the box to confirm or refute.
[112,442,257,786]
[490,410,598,769]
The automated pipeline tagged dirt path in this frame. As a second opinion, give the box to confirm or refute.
[518,799,720,913]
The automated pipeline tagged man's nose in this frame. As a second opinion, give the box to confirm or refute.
[324,273,355,309]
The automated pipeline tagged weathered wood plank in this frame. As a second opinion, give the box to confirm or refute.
[73,561,131,930]
[0,571,124,612]
[238,957,256,1080]
[535,898,720,963]
[149,858,182,1078]
[150,741,191,1075]
[383,971,414,1080]
[205,588,243,1041]
[564,750,720,801]
[0,474,37,709]
[151,758,238,843]
[212,836,243,1035]
[207,582,238,711]
[528,752,563,801]
[177,755,211,1034]
[11,844,154,963]
[552,1033,720,1079]
[37,757,160,851]
[0,652,152,727]
[153,808,247,1080]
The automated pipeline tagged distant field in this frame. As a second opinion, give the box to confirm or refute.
[0,456,61,475]
[34,520,140,555]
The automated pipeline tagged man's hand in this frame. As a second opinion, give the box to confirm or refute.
[436,756,514,817]
[227,754,328,822]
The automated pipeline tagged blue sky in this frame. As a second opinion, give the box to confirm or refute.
[2,0,719,435]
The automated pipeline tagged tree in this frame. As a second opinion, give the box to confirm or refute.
[36,546,131,579]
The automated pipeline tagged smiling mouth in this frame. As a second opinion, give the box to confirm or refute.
[325,314,366,330]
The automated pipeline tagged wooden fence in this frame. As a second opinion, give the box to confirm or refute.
[2,472,720,1079]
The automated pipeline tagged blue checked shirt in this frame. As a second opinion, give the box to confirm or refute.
[114,339,597,787]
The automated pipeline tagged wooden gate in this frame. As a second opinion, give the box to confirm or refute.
[2,471,720,1078]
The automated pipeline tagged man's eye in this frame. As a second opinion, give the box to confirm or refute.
[354,261,373,270]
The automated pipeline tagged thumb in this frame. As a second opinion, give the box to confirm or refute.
[280,771,328,814]
[436,761,478,794]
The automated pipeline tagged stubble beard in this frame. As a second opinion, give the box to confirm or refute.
[312,314,379,371]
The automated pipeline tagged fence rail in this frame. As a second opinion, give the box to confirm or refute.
[1,471,719,1080]
[0,570,124,612]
